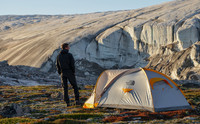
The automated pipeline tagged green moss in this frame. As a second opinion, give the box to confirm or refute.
[0,117,37,124]
[79,89,93,93]
[183,89,200,106]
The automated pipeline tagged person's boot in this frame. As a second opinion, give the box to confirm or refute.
[66,102,71,107]
[75,100,81,106]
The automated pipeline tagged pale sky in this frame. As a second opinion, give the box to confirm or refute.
[0,0,173,15]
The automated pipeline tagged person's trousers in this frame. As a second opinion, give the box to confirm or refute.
[61,73,79,103]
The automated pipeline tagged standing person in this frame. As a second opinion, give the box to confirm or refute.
[56,43,80,107]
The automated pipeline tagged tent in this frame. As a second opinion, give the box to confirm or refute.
[83,68,191,112]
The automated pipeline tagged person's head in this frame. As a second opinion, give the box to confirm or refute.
[61,43,70,50]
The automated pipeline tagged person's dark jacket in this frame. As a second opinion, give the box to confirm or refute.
[56,49,75,75]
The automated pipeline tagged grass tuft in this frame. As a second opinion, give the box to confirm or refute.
[0,117,37,124]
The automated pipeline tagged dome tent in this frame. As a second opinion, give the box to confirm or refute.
[83,68,191,112]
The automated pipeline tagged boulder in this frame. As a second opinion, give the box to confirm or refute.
[0,103,32,117]
[12,103,23,116]
[0,106,16,118]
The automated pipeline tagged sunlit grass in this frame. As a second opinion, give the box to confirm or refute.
[41,113,104,123]
[0,117,37,124]
[0,85,199,123]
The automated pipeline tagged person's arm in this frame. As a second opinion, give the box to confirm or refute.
[56,55,61,75]
[69,54,75,73]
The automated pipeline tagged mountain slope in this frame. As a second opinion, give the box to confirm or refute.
[0,0,200,82]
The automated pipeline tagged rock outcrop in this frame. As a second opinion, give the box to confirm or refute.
[0,0,200,82]
[0,103,31,117]
[146,41,200,81]
[0,60,99,85]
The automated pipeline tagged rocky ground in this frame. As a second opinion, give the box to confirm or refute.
[0,61,200,123]
[0,85,199,124]
[0,60,101,86]
[1,60,200,87]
